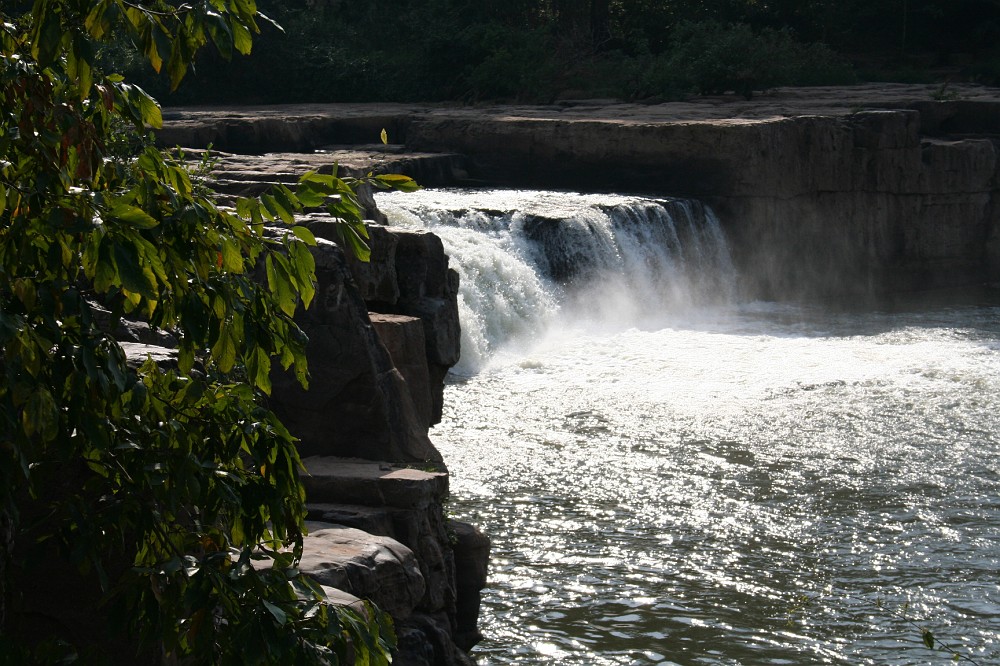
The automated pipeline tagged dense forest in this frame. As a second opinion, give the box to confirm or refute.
[128,0,1000,104]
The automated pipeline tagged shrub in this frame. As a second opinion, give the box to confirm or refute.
[642,21,856,100]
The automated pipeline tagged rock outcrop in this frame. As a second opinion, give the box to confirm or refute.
[109,208,478,663]
[161,84,1000,301]
[402,104,1000,301]
[266,234,443,463]
[301,458,487,666]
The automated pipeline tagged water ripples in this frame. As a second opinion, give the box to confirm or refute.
[435,305,1000,665]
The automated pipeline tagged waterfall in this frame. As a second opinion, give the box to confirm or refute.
[376,189,737,374]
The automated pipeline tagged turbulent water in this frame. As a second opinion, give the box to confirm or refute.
[377,189,1000,665]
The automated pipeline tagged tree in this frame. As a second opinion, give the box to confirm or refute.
[0,1,413,662]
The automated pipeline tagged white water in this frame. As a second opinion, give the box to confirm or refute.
[377,189,1000,665]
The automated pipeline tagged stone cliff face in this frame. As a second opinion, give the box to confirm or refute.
[403,106,1000,301]
[160,86,1000,302]
[266,223,461,463]
[260,220,479,665]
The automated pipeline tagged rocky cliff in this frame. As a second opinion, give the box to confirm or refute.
[400,98,1000,302]
[261,224,482,665]
[159,84,1000,302]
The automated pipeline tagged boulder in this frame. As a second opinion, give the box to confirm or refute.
[299,522,425,620]
[302,458,483,666]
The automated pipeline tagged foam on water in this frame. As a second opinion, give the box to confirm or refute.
[378,189,736,373]
[376,189,1000,665]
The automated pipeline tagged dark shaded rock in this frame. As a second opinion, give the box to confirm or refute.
[371,314,433,430]
[301,457,448,509]
[268,237,441,463]
[448,520,490,651]
[308,221,401,303]
[396,612,477,666]
[367,230,461,424]
[303,458,483,665]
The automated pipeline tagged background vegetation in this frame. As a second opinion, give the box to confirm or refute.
[132,0,1000,105]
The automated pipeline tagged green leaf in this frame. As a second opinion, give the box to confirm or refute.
[290,225,317,246]
[250,347,272,394]
[287,240,315,309]
[262,599,288,626]
[922,629,934,650]
[267,254,298,317]
[340,223,371,263]
[114,242,154,296]
[111,203,159,229]
[29,0,62,67]
[132,85,163,129]
[220,237,244,273]
[232,18,253,56]
[380,128,388,145]
[295,173,338,208]
[22,387,59,442]
[70,33,95,100]
[205,11,234,61]
[212,322,238,373]
[374,173,421,192]
[261,193,293,225]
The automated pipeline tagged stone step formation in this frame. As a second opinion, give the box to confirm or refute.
[114,177,485,663]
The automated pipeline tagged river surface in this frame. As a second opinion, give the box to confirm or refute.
[377,189,1000,665]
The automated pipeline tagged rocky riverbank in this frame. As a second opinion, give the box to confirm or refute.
[117,221,486,665]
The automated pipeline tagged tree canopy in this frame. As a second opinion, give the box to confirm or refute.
[0,1,412,662]
[133,0,1000,104]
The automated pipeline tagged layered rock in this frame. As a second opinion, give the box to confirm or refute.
[114,235,482,664]
[162,85,1000,301]
[402,104,1000,301]
[301,458,488,666]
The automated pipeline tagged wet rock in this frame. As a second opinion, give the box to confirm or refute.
[448,520,491,651]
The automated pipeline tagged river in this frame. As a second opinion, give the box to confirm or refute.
[377,189,1000,665]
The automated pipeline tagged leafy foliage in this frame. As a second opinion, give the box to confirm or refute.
[117,0,1000,105]
[0,1,414,662]
[639,20,855,100]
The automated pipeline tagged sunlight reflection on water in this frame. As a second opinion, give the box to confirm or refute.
[436,305,1000,665]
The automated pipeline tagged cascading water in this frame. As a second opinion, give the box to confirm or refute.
[377,189,737,373]
[377,189,1000,666]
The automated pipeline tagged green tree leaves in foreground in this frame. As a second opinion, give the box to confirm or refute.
[1,1,415,662]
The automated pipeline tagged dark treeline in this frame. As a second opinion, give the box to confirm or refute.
[133,0,1000,105]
